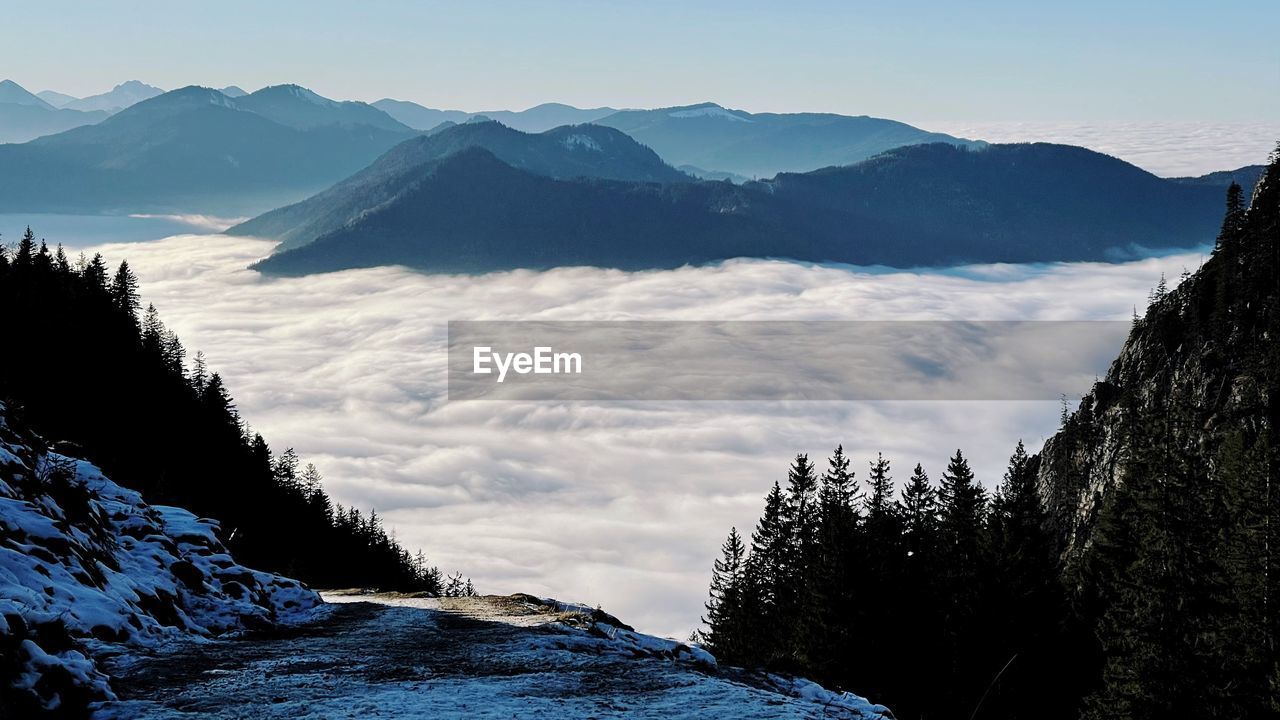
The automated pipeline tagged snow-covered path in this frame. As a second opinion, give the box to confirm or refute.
[93,593,890,719]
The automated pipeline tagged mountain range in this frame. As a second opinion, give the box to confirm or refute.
[372,99,617,133]
[594,102,987,178]
[231,120,691,250]
[46,79,165,113]
[0,79,107,143]
[240,122,1235,276]
[0,84,417,214]
[372,99,986,178]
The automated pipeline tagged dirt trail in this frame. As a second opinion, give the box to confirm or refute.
[92,593,889,719]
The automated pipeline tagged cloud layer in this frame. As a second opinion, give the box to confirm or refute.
[77,233,1203,637]
[924,120,1279,177]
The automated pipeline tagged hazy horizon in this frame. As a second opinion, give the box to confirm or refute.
[7,0,1277,123]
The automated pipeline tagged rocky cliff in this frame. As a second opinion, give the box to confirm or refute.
[1035,147,1278,559]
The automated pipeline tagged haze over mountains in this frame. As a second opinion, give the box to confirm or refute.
[241,121,1235,276]
[1,78,1265,276]
[0,79,107,143]
[595,103,986,178]
[373,99,617,133]
[233,121,691,251]
[52,79,165,113]
[0,84,416,214]
[371,99,985,178]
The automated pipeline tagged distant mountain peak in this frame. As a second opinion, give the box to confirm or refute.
[59,80,164,114]
[0,79,55,109]
[36,89,78,108]
[153,85,236,106]
[236,85,409,132]
[260,83,339,107]
[667,103,752,122]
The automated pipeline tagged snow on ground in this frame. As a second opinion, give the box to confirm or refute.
[95,591,891,719]
[0,403,321,712]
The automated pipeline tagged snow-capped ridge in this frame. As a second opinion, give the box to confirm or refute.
[668,104,752,122]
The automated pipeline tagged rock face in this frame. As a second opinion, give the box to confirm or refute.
[0,403,321,714]
[1035,151,1278,559]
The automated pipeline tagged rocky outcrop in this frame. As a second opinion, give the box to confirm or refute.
[0,403,321,714]
[1035,149,1279,560]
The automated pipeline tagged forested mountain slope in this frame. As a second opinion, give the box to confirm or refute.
[697,150,1279,720]
[244,140,1235,276]
[0,229,458,595]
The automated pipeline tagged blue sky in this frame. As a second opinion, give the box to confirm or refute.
[7,0,1277,121]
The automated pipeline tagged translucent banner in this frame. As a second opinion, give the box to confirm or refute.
[447,320,1130,401]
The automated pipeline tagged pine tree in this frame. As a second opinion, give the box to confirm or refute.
[14,227,36,268]
[273,448,300,492]
[701,527,747,661]
[817,445,859,573]
[936,448,988,706]
[53,244,70,274]
[782,453,820,662]
[141,303,165,355]
[201,373,237,425]
[83,253,109,293]
[444,571,465,597]
[161,329,185,377]
[1214,181,1246,253]
[109,260,141,320]
[864,452,896,525]
[812,446,860,676]
[938,449,985,556]
[785,453,820,550]
[190,351,208,394]
[744,481,789,661]
[983,441,1065,717]
[34,241,53,274]
[900,463,937,559]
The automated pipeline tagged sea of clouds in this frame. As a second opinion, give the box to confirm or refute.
[72,233,1205,637]
[922,120,1279,177]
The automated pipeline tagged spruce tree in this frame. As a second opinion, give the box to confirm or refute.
[109,260,141,321]
[190,351,209,394]
[53,244,70,274]
[864,452,897,527]
[702,527,747,662]
[1214,181,1245,253]
[936,448,988,707]
[141,303,165,355]
[813,446,860,676]
[14,227,36,268]
[781,453,820,663]
[900,462,937,560]
[83,253,109,293]
[938,449,985,559]
[744,481,789,662]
